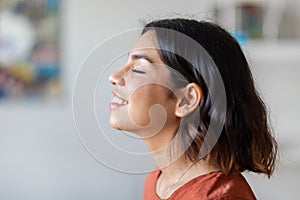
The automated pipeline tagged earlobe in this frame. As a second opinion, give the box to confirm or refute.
[175,83,202,118]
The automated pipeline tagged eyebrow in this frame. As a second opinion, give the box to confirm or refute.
[129,53,154,63]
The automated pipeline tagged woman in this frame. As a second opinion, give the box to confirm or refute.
[109,18,277,200]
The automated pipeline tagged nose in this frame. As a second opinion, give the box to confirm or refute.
[109,68,126,86]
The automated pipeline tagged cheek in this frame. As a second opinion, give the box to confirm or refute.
[128,85,176,127]
[129,93,151,127]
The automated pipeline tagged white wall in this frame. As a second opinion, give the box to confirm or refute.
[0,0,299,199]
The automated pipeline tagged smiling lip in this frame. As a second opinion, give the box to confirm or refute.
[109,91,128,110]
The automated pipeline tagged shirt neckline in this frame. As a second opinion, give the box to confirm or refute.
[154,169,224,199]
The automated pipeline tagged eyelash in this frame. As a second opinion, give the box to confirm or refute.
[132,68,145,74]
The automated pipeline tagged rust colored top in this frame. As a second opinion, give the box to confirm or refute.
[143,169,256,200]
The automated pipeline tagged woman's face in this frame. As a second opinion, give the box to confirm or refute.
[109,31,179,137]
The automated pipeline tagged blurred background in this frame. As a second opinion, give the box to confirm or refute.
[1,0,300,199]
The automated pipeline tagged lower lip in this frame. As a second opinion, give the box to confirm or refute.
[109,102,126,110]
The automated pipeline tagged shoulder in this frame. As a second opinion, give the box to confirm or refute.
[206,172,256,200]
[172,171,256,200]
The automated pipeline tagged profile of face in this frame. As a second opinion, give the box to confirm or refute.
[108,31,180,138]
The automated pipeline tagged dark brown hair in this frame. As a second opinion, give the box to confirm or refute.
[143,18,277,177]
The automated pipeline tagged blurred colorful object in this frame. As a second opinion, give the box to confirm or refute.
[0,0,61,101]
[232,30,248,46]
[235,2,263,39]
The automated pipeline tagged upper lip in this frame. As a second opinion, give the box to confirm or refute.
[112,90,127,101]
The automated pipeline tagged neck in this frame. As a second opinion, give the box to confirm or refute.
[158,155,219,180]
[142,125,218,175]
[142,125,175,153]
[160,155,192,179]
[142,124,182,168]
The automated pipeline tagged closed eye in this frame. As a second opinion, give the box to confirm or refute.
[132,69,146,74]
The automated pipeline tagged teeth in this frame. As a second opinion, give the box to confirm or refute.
[111,95,128,105]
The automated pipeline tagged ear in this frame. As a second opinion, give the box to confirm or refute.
[175,83,202,118]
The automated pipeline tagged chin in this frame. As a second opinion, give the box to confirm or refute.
[109,115,122,130]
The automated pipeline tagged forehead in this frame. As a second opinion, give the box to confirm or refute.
[130,30,159,52]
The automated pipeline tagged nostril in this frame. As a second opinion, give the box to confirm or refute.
[109,75,116,85]
[109,72,125,86]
